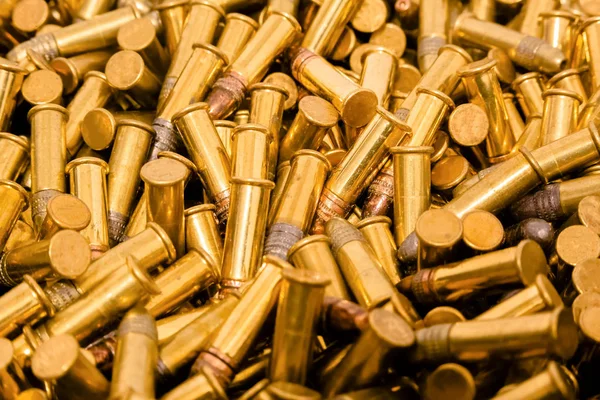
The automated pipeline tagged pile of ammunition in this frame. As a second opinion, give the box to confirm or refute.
[2,0,600,398]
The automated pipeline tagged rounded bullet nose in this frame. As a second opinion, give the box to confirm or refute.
[536,45,567,75]
[0,338,14,369]
[556,225,600,268]
[81,108,116,151]
[31,334,80,380]
[415,209,463,248]
[49,230,92,279]
[461,210,504,252]
[423,363,476,400]
[514,240,548,286]
[341,89,378,127]
[520,218,555,250]
[369,308,415,348]
[572,258,600,295]
[423,307,466,327]
[46,194,92,232]
[534,274,563,310]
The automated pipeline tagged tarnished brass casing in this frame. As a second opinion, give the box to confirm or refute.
[540,89,582,146]
[216,13,258,65]
[185,204,223,276]
[50,50,113,94]
[356,216,401,287]
[0,180,28,253]
[0,133,28,181]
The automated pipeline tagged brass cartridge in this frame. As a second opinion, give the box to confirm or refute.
[230,123,272,180]
[0,338,29,399]
[20,69,63,106]
[0,133,29,181]
[155,307,209,345]
[359,46,398,107]
[311,107,411,234]
[107,119,154,244]
[185,204,223,275]
[29,104,68,231]
[454,12,567,74]
[15,389,48,400]
[233,109,250,125]
[268,161,292,227]
[503,93,526,141]
[323,308,415,396]
[423,306,465,327]
[547,68,588,103]
[325,218,396,309]
[504,218,555,251]
[160,366,227,400]
[290,47,378,128]
[140,158,187,257]
[221,178,274,289]
[555,225,600,284]
[4,221,35,254]
[461,210,504,254]
[538,11,577,61]
[7,6,141,63]
[288,235,351,300]
[64,72,113,157]
[517,0,556,38]
[511,174,600,222]
[511,113,544,154]
[0,275,54,338]
[492,361,576,400]
[564,258,600,305]
[512,72,545,117]
[158,0,224,107]
[476,275,563,321]
[117,17,169,76]
[50,50,113,94]
[80,108,154,151]
[31,334,109,400]
[422,363,475,400]
[300,0,362,57]
[109,306,157,399]
[458,59,515,161]
[415,209,463,270]
[411,308,578,363]
[0,180,28,253]
[359,159,394,219]
[151,43,228,160]
[214,120,236,158]
[0,230,90,287]
[279,96,339,163]
[74,222,175,294]
[370,22,407,59]
[145,249,217,318]
[216,13,258,64]
[270,269,329,384]
[105,50,161,109]
[418,0,448,72]
[71,0,121,20]
[265,72,298,111]
[172,103,232,227]
[191,256,288,383]
[248,83,288,180]
[390,146,432,246]
[10,0,51,36]
[561,195,600,235]
[153,0,188,56]
[66,157,109,259]
[400,240,548,304]
[540,89,582,146]
[265,150,330,261]
[447,103,489,167]
[356,217,401,287]
[402,88,454,149]
[578,17,600,90]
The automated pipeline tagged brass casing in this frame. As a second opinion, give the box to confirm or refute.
[36,193,91,241]
[512,72,545,117]
[268,161,291,227]
[540,89,582,146]
[0,338,28,399]
[492,361,576,400]
[579,17,600,90]
[230,123,272,180]
[404,88,454,147]
[153,0,188,56]
[359,46,398,107]
[117,17,169,76]
[185,204,223,277]
[414,209,463,270]
[0,133,28,181]
[356,216,401,286]
[547,68,588,104]
[216,13,258,64]
[105,50,161,109]
[0,180,28,253]
[470,0,494,21]
[512,113,543,154]
[50,50,113,94]
[214,120,236,158]
[518,0,555,38]
[538,11,577,62]
[4,221,35,255]
[418,0,448,72]
[81,108,154,151]
[503,93,526,141]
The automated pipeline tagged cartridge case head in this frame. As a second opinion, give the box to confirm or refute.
[51,51,113,95]
[423,307,466,327]
[422,363,476,400]
[15,389,48,400]
[556,225,600,268]
[105,50,160,108]
[431,155,473,192]
[448,103,489,147]
[415,209,463,268]
[461,210,504,252]
[41,229,91,280]
[117,17,168,76]
[39,194,91,239]
[21,69,63,105]
[81,108,117,151]
[11,0,49,34]
[578,306,600,343]
[370,22,407,58]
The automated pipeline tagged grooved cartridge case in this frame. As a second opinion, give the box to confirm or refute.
[0,133,28,181]
[311,107,412,234]
[512,72,545,117]
[66,157,109,260]
[140,158,187,257]
[418,0,448,72]
[153,0,188,56]
[415,209,463,270]
[107,120,154,244]
[230,123,272,180]
[0,180,28,254]
[453,12,567,74]
[216,13,258,64]
[265,150,330,260]
[64,71,113,157]
[326,218,396,309]
[540,89,582,146]
[50,50,113,95]
[117,17,169,76]
[270,269,329,384]
[492,361,575,400]
[31,334,109,400]
[356,216,401,287]
[109,306,157,399]
[221,178,274,289]
[105,50,161,109]
[172,103,232,227]
[185,204,223,276]
[290,47,378,128]
[29,104,68,231]
[359,46,398,107]
[400,240,548,304]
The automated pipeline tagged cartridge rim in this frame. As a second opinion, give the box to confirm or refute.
[141,158,189,186]
[556,225,600,268]
[457,58,497,78]
[287,234,331,260]
[461,210,504,252]
[117,17,157,52]
[0,58,29,75]
[27,103,69,122]
[81,108,117,151]
[431,156,471,191]
[415,87,455,110]
[277,160,291,172]
[231,123,274,143]
[579,306,600,342]
[158,151,198,175]
[511,72,544,91]
[437,44,473,64]
[572,292,600,324]
[267,10,302,34]
[282,268,331,287]
[105,51,152,90]
[572,258,600,295]
[248,82,289,100]
[375,105,412,132]
[225,12,259,29]
[430,132,449,163]
[115,118,155,137]
[488,48,516,84]
[448,104,489,147]
[190,0,226,18]
[577,195,600,235]
[46,194,92,231]
[514,240,549,285]
[297,96,339,128]
[230,177,276,188]
[198,366,228,399]
[31,334,80,380]
[191,43,230,66]
[355,215,392,230]
[360,45,400,65]
[48,230,92,279]
[23,275,56,317]
[290,149,332,171]
[390,89,409,101]
[265,73,298,110]
[368,308,415,348]
[390,145,434,155]
[423,363,475,400]
[575,16,600,33]
[213,120,237,129]
[415,209,463,248]
[0,338,14,369]
[423,307,466,327]
[0,132,30,152]
[184,204,217,216]
[322,149,347,168]
[126,255,162,295]
[533,274,563,309]
[370,23,407,58]
[538,10,578,21]
[49,57,79,95]
[65,156,109,175]
[83,70,108,82]
[153,0,189,11]
[14,389,48,399]
[0,179,29,210]
[171,102,209,123]
[21,70,64,106]
[25,49,52,71]
[542,88,584,103]
[547,68,584,88]
[146,222,177,264]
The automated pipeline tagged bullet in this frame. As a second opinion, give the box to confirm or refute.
[74,222,175,294]
[145,249,217,318]
[458,59,515,162]
[511,174,600,222]
[172,103,232,227]
[185,204,223,276]
[511,72,545,117]
[7,6,141,63]
[311,106,411,234]
[414,209,463,270]
[109,306,157,399]
[216,13,258,64]
[117,17,169,76]
[191,256,288,384]
[21,69,63,105]
[461,210,504,254]
[265,150,330,261]
[288,235,350,300]
[504,218,555,251]
[503,93,526,141]
[270,269,328,384]
[540,89,582,146]
[359,46,398,107]
[323,308,415,396]
[153,0,188,56]
[140,158,187,257]
[454,12,567,74]
[492,361,575,400]
[105,51,161,109]
[66,157,109,260]
[325,218,396,309]
[400,240,548,304]
[418,0,448,72]
[356,216,401,287]
[160,366,227,400]
[158,0,225,107]
[547,68,588,103]
[279,96,339,163]
[50,50,112,95]
[422,364,476,400]
[107,119,154,244]
[31,334,110,400]
[578,17,600,90]
[268,161,291,227]
[29,104,68,231]
[300,0,362,57]
[423,306,465,327]
[221,177,274,289]
[0,133,29,181]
